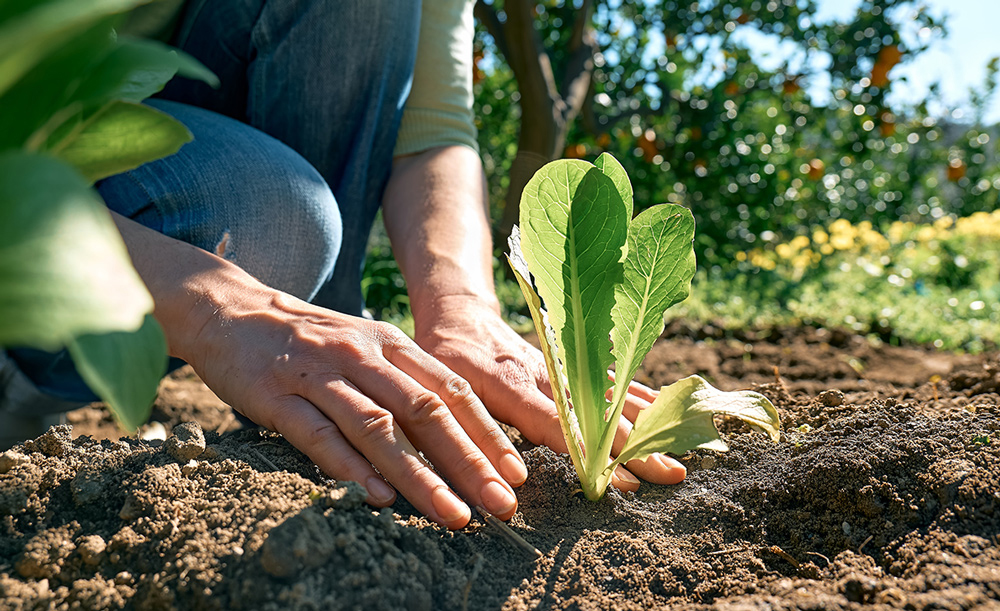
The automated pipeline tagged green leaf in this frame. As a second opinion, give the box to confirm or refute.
[594,152,633,220]
[72,37,219,106]
[50,100,191,183]
[0,0,151,98]
[0,152,153,351]
[0,17,116,151]
[608,204,696,416]
[518,159,629,454]
[612,375,781,469]
[506,227,587,484]
[67,314,166,432]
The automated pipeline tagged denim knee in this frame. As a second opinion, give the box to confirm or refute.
[98,99,342,302]
[204,161,343,302]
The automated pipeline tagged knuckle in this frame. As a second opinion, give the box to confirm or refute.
[477,426,510,450]
[357,411,396,444]
[439,376,476,407]
[372,320,407,344]
[450,451,493,482]
[302,421,342,449]
[404,391,447,425]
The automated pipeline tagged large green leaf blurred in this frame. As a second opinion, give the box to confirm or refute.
[68,314,167,432]
[0,27,216,153]
[0,0,150,98]
[0,16,117,151]
[0,152,153,351]
[50,100,192,183]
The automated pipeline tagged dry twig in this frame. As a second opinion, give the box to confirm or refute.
[248,446,279,471]
[858,535,874,555]
[805,551,830,566]
[476,506,542,558]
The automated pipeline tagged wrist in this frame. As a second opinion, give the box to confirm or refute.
[411,291,502,333]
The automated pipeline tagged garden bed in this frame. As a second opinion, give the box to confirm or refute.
[1,326,998,610]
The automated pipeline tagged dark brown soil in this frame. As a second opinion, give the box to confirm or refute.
[2,326,999,611]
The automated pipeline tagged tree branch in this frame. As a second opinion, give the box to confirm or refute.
[502,0,560,112]
[473,1,509,62]
[558,0,597,122]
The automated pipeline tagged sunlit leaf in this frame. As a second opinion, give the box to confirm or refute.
[608,204,696,414]
[49,100,191,183]
[0,0,150,97]
[612,375,780,468]
[0,152,153,351]
[507,227,586,480]
[518,159,628,454]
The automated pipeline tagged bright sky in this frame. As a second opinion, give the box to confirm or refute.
[814,0,1000,123]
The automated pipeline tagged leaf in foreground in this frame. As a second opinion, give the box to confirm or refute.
[507,226,586,479]
[50,100,191,183]
[0,152,153,351]
[612,375,781,469]
[68,314,167,432]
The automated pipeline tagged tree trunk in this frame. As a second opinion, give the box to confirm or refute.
[475,0,596,242]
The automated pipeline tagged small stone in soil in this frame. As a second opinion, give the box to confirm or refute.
[324,481,367,510]
[817,389,845,407]
[0,450,29,474]
[164,421,206,462]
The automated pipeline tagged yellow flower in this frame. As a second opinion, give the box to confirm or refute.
[830,233,854,250]
[776,243,793,259]
[916,226,936,242]
[812,229,829,244]
[829,218,853,236]
[933,216,954,231]
[790,235,811,251]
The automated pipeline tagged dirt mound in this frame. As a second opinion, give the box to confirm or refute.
[1,327,998,610]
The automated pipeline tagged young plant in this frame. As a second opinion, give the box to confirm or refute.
[508,153,780,500]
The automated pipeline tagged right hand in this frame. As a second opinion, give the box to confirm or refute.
[175,278,527,530]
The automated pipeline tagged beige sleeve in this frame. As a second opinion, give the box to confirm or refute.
[393,0,479,157]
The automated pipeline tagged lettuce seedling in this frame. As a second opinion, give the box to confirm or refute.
[508,153,780,500]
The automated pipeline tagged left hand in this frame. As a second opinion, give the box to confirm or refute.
[413,296,687,493]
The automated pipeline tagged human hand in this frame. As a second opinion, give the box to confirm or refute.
[179,281,527,529]
[412,296,687,493]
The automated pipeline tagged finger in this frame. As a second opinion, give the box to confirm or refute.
[610,464,640,493]
[308,378,476,529]
[382,340,528,487]
[265,395,397,507]
[610,412,687,486]
[355,366,517,520]
[608,369,660,412]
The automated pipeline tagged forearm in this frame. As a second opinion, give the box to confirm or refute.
[109,212,265,365]
[381,145,500,325]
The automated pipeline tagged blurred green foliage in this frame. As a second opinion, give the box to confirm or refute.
[366,0,1000,350]
[476,0,998,263]
[669,211,1000,351]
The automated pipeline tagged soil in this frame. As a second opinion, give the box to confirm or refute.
[2,324,998,611]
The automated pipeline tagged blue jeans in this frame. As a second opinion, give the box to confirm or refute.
[1,0,420,413]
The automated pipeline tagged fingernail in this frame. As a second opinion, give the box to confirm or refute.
[499,452,528,485]
[617,468,640,485]
[366,477,395,504]
[481,480,517,516]
[656,454,687,483]
[431,487,470,524]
